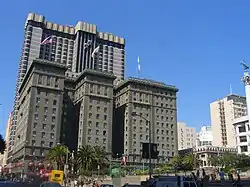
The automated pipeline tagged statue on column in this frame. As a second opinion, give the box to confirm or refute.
[241,61,250,86]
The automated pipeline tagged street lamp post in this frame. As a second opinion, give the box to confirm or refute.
[131,112,152,178]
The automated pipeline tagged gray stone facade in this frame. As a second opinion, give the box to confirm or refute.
[74,70,115,153]
[11,59,179,170]
[12,59,67,172]
[12,59,116,171]
[113,78,179,164]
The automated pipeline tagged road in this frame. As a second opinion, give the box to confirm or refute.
[206,179,250,186]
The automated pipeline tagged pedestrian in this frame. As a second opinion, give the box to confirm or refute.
[196,169,200,179]
[233,173,242,187]
[219,170,225,186]
[202,169,206,178]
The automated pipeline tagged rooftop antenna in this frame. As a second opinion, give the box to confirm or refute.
[230,84,233,95]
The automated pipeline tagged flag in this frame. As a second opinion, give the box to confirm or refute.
[41,35,52,45]
[91,46,100,58]
[137,56,141,72]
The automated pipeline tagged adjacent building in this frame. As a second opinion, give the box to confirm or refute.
[196,126,213,147]
[1,114,12,166]
[233,116,249,155]
[233,67,250,155]
[177,122,196,150]
[9,13,125,161]
[178,146,237,169]
[210,94,247,147]
[113,78,179,164]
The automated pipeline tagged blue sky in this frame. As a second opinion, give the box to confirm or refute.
[0,0,249,136]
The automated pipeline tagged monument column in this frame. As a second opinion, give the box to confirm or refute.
[242,70,250,121]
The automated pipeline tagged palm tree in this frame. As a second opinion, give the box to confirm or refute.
[93,146,108,172]
[93,146,108,163]
[76,145,95,175]
[182,154,194,171]
[0,134,6,154]
[46,145,68,170]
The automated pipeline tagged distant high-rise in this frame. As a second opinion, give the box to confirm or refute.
[8,13,125,161]
[210,94,247,147]
[177,122,196,150]
[196,126,213,147]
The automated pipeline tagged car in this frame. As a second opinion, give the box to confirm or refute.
[100,184,114,187]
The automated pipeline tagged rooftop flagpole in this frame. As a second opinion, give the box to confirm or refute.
[137,56,141,78]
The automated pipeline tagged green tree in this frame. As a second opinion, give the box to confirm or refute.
[170,153,202,172]
[76,145,95,175]
[208,155,220,167]
[208,153,250,172]
[92,146,108,172]
[169,155,183,170]
[0,134,6,154]
[46,145,68,170]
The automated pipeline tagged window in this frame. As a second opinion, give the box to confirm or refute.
[34,114,38,120]
[50,133,54,139]
[53,100,57,105]
[47,76,51,86]
[96,122,99,128]
[239,126,246,133]
[51,125,55,131]
[52,108,56,114]
[38,75,42,84]
[41,132,45,138]
[104,107,107,113]
[49,142,53,147]
[240,145,248,152]
[239,136,247,143]
[55,78,59,87]
[33,123,37,128]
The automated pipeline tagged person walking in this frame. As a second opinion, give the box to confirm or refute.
[196,170,200,179]
[233,173,242,187]
[219,170,225,186]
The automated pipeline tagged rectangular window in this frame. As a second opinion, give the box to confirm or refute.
[240,145,248,152]
[47,76,51,86]
[38,75,42,84]
[239,126,246,133]
[239,136,247,143]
